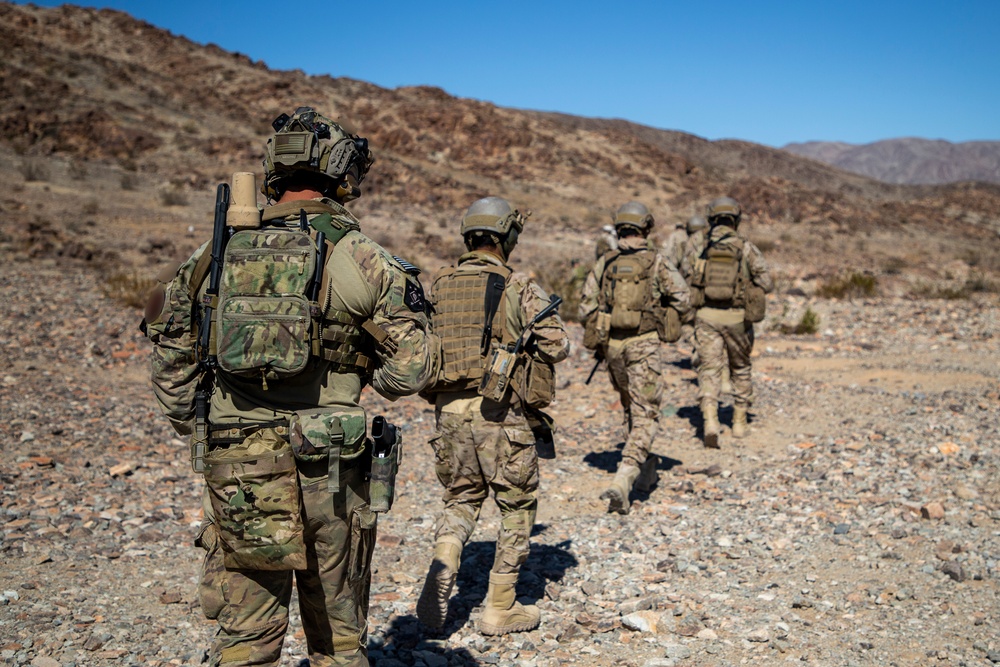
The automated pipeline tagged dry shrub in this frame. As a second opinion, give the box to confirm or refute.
[120,173,139,191]
[159,188,189,206]
[911,273,1000,300]
[778,307,820,335]
[817,272,878,299]
[534,259,588,322]
[101,271,156,309]
[20,159,49,182]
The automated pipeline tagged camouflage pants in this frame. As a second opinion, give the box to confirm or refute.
[605,332,662,469]
[198,456,376,667]
[694,312,755,407]
[431,392,539,575]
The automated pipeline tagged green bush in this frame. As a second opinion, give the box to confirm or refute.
[794,308,820,334]
[817,272,878,299]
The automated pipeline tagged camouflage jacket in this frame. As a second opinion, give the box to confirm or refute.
[147,198,437,435]
[578,234,691,322]
[661,226,688,269]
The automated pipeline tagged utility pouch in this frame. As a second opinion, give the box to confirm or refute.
[609,302,642,330]
[583,311,611,350]
[290,406,368,494]
[689,286,705,308]
[520,358,556,409]
[744,285,767,323]
[368,416,401,513]
[479,347,517,402]
[204,429,306,571]
[656,306,683,343]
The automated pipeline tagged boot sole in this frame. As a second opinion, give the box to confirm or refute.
[479,617,540,636]
[416,566,456,630]
[600,487,629,515]
[704,433,719,449]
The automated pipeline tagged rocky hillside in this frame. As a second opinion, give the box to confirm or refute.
[783,139,1000,186]
[2,2,1000,282]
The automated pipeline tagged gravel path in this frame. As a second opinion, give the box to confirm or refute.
[2,250,998,667]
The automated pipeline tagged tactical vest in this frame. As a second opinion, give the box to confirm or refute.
[189,207,385,390]
[599,249,659,335]
[695,231,748,309]
[430,262,512,393]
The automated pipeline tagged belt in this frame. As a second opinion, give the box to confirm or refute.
[208,419,289,447]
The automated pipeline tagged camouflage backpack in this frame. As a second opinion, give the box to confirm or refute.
[215,226,319,386]
[601,249,658,330]
[699,230,746,306]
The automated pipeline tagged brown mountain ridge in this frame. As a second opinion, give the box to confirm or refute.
[2,1,1000,295]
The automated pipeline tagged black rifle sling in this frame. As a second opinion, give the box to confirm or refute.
[480,272,508,356]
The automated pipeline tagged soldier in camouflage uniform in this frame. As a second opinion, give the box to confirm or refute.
[595,223,618,259]
[579,202,689,514]
[682,197,772,448]
[416,197,569,635]
[144,107,436,667]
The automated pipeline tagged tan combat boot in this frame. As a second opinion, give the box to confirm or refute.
[702,399,720,449]
[479,571,540,636]
[600,463,640,514]
[416,535,464,629]
[634,455,659,493]
[732,406,749,438]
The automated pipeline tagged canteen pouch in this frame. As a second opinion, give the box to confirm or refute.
[744,285,766,323]
[290,406,368,494]
[583,311,611,350]
[479,347,517,402]
[204,429,306,571]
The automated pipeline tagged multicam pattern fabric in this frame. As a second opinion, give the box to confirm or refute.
[578,234,689,470]
[204,429,307,570]
[683,223,773,408]
[605,333,664,468]
[148,197,435,667]
[216,228,316,382]
[428,253,569,575]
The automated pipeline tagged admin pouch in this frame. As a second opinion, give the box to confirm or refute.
[583,311,611,350]
[518,357,556,409]
[744,284,767,323]
[204,428,306,570]
[215,227,317,386]
[289,405,368,494]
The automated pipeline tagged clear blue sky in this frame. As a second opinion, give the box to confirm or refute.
[21,0,1000,147]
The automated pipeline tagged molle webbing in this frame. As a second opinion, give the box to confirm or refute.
[433,264,511,389]
[319,309,377,373]
[208,419,290,447]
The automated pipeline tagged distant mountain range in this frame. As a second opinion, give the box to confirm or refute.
[782,139,1000,185]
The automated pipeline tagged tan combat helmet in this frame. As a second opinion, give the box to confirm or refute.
[687,215,708,234]
[262,106,374,202]
[612,201,654,235]
[706,196,742,228]
[461,196,526,260]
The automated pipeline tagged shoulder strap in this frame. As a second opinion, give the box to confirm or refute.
[188,242,213,304]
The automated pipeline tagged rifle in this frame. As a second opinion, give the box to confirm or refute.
[191,183,231,473]
[585,351,604,385]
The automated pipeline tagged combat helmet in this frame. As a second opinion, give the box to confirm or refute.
[686,215,708,234]
[612,201,654,234]
[706,197,742,227]
[461,196,525,260]
[262,106,374,202]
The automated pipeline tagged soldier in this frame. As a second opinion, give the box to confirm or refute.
[682,196,773,448]
[416,197,569,635]
[144,107,437,667]
[579,202,689,514]
[595,223,618,259]
[671,216,707,353]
